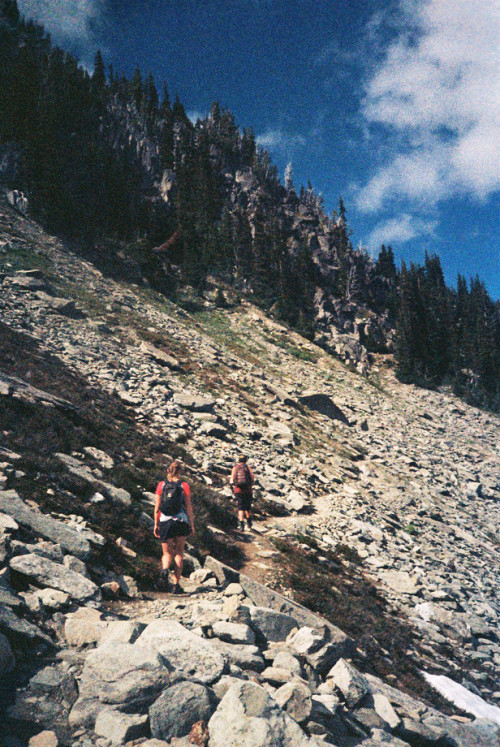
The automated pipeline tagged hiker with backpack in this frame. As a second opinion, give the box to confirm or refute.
[230,454,255,532]
[153,460,194,593]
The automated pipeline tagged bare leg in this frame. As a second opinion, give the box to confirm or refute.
[161,541,174,572]
[171,536,186,585]
[238,509,244,522]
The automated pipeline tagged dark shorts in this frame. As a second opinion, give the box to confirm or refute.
[159,519,190,542]
[236,489,253,511]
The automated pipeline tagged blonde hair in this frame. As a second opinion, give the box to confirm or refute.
[167,459,182,481]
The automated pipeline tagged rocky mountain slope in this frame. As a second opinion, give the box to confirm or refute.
[0,196,499,746]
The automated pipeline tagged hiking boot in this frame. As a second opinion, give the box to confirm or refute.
[171,583,183,595]
[157,570,170,592]
[246,518,253,530]
[239,521,245,532]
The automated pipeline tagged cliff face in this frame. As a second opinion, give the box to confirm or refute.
[97,98,394,374]
[0,197,499,745]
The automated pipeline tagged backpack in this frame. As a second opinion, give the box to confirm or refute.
[159,481,185,516]
[234,463,251,487]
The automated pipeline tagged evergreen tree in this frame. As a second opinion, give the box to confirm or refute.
[241,127,256,166]
[233,208,253,283]
[331,197,352,297]
[91,50,106,91]
[129,67,143,110]
[159,84,174,168]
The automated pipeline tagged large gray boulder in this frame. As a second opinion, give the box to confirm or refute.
[137,619,225,685]
[149,681,213,740]
[212,621,255,645]
[208,680,320,746]
[0,490,91,560]
[247,606,299,643]
[64,607,107,646]
[0,602,54,647]
[327,658,370,708]
[55,455,131,507]
[9,554,100,602]
[287,627,342,675]
[211,639,265,672]
[273,681,312,724]
[70,642,169,728]
[298,392,349,424]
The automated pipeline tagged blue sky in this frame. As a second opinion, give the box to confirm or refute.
[18,0,500,298]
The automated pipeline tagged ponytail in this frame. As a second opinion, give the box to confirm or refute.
[167,460,182,481]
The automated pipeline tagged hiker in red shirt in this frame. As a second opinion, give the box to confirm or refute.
[154,460,194,594]
[230,454,255,532]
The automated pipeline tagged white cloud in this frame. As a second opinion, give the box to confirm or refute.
[18,0,105,58]
[356,0,500,212]
[256,129,306,152]
[366,213,438,252]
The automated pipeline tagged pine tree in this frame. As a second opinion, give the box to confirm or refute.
[241,127,256,166]
[91,50,106,91]
[129,67,143,110]
[332,197,352,297]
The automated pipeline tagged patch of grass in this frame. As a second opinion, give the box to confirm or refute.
[404,523,418,535]
[335,542,363,565]
[0,237,53,276]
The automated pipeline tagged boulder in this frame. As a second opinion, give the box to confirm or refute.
[83,446,115,469]
[94,710,149,744]
[172,392,215,412]
[198,422,228,439]
[260,666,293,686]
[211,639,265,672]
[379,570,420,595]
[204,556,239,585]
[98,621,145,646]
[212,621,255,645]
[208,680,319,746]
[139,341,181,370]
[65,607,107,646]
[70,642,169,728]
[273,681,312,723]
[298,392,349,424]
[0,511,18,532]
[150,681,213,740]
[286,491,311,513]
[372,692,401,730]
[287,627,325,656]
[0,490,91,560]
[273,651,302,677]
[28,732,59,747]
[137,619,225,685]
[35,588,70,609]
[247,606,299,643]
[9,554,100,602]
[327,659,370,708]
[0,602,53,646]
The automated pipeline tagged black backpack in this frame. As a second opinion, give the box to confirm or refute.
[159,480,185,515]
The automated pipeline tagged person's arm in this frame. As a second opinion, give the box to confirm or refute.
[153,482,162,537]
[230,465,236,486]
[248,466,255,486]
[183,483,194,534]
